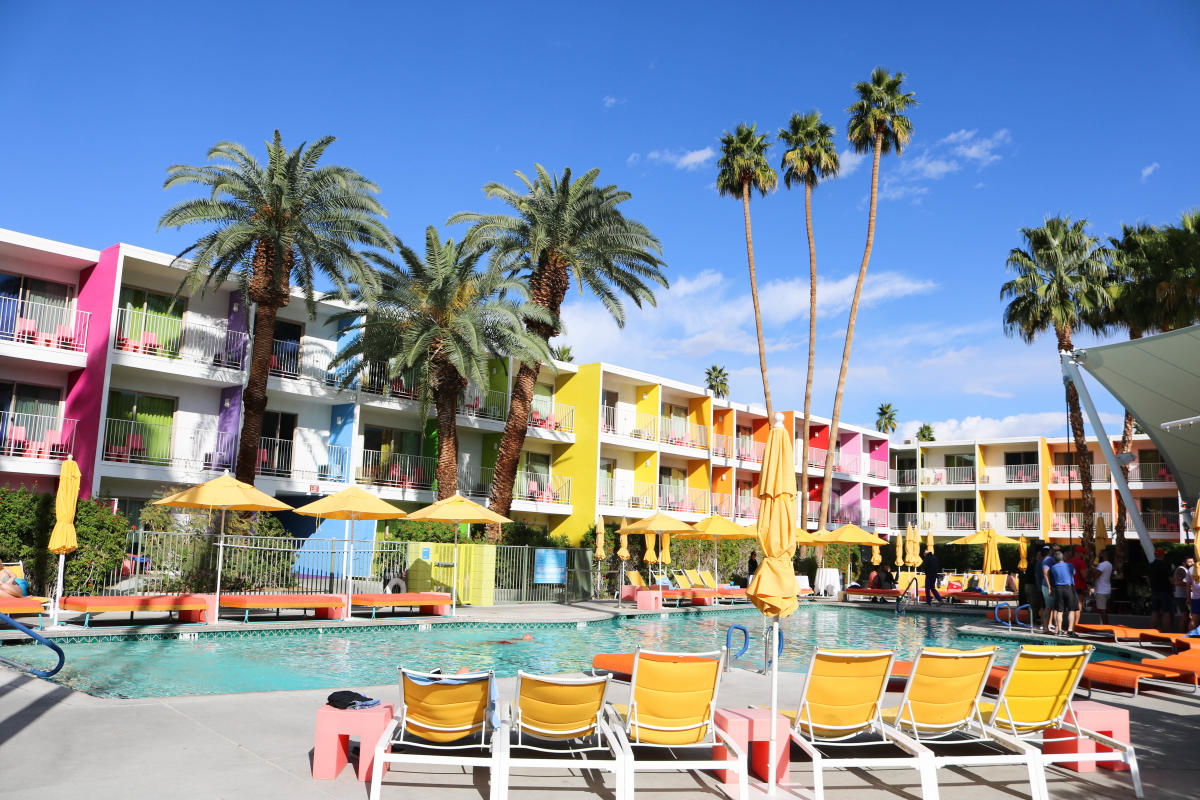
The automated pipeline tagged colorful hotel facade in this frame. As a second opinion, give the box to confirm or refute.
[0,227,1185,544]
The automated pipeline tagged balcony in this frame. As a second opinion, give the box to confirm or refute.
[256,437,351,483]
[0,411,78,461]
[529,399,575,434]
[988,511,1041,532]
[866,508,888,528]
[460,386,507,422]
[514,471,571,505]
[1131,462,1173,484]
[1051,512,1114,535]
[890,512,918,530]
[711,492,732,517]
[458,465,494,498]
[600,406,657,442]
[1050,464,1110,484]
[890,469,917,487]
[805,500,820,525]
[0,296,89,354]
[805,446,827,469]
[920,466,976,486]
[269,339,335,384]
[920,511,976,530]
[981,464,1040,485]
[737,438,764,464]
[357,451,436,491]
[657,484,708,515]
[1132,511,1181,535]
[867,459,889,479]
[659,418,708,450]
[712,434,732,458]
[597,478,655,510]
[835,452,861,475]
[735,495,760,521]
[102,418,235,472]
[831,506,861,525]
[114,308,247,370]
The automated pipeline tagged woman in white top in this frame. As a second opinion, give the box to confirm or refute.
[1183,557,1200,630]
[1092,553,1114,625]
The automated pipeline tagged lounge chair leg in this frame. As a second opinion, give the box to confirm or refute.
[369,752,384,800]
[918,759,939,800]
[737,758,749,800]
[1127,748,1144,798]
[811,754,824,800]
[1027,755,1048,800]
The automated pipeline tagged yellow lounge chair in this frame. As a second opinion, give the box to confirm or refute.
[607,647,748,799]
[370,668,501,800]
[497,671,625,799]
[786,648,937,799]
[696,570,748,602]
[882,647,1045,797]
[981,644,1143,798]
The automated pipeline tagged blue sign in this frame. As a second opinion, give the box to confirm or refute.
[421,546,431,561]
[533,548,567,584]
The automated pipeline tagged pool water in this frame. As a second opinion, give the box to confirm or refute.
[3,607,1103,699]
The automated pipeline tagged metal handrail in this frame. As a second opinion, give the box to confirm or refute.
[0,611,65,677]
[895,577,920,614]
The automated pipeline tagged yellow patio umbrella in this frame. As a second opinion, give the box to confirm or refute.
[895,527,907,568]
[154,472,292,608]
[814,523,889,547]
[619,512,696,581]
[905,524,922,568]
[676,514,756,587]
[407,494,511,614]
[1093,516,1110,558]
[48,459,80,627]
[594,513,606,561]
[1017,535,1028,572]
[745,413,798,796]
[949,525,1022,575]
[926,527,935,554]
[293,486,406,610]
[643,532,658,564]
[1192,506,1199,562]
[660,533,672,566]
[617,517,630,560]
[871,545,882,565]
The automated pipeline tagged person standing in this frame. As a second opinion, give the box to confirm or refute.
[1092,549,1114,625]
[1147,548,1175,632]
[1173,556,1191,633]
[920,549,942,605]
[747,550,758,577]
[1048,550,1080,636]
[1184,557,1200,632]
[1039,545,1058,633]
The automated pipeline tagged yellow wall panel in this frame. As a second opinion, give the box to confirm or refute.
[549,363,602,544]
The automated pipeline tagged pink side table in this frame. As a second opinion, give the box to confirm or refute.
[178,594,219,625]
[313,702,395,781]
[636,591,663,611]
[1042,700,1131,773]
[713,707,790,786]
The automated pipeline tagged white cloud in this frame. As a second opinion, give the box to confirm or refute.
[953,129,1011,167]
[758,271,938,326]
[1140,162,1160,182]
[974,181,985,189]
[626,153,640,166]
[839,149,867,177]
[939,129,977,145]
[647,147,716,171]
[879,128,1012,203]
[896,411,1123,442]
[602,96,622,109]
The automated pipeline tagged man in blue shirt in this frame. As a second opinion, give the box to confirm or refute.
[1048,551,1080,637]
[1035,545,1055,633]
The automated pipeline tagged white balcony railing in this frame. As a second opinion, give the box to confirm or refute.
[805,446,827,469]
[360,363,419,400]
[920,466,976,486]
[920,511,976,530]
[269,339,337,384]
[114,308,247,370]
[514,471,571,505]
[256,437,351,482]
[982,464,1040,485]
[0,411,78,460]
[805,500,820,525]
[737,438,764,464]
[103,418,235,471]
[460,386,507,422]
[735,495,760,520]
[1132,511,1181,534]
[867,459,889,479]
[458,465,494,498]
[890,512,918,530]
[357,450,436,491]
[890,468,917,486]
[600,406,658,442]
[989,511,1041,531]
[1050,464,1110,483]
[657,484,708,514]
[0,295,89,353]
[597,478,655,510]
[1132,462,1173,483]
[866,508,888,527]
[1051,512,1114,534]
[529,399,575,434]
[831,506,860,525]
[835,452,861,475]
[711,492,733,517]
[712,433,732,458]
[659,417,708,449]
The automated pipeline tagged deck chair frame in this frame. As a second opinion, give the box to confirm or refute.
[370,667,501,800]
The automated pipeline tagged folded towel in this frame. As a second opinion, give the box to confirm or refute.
[327,690,379,710]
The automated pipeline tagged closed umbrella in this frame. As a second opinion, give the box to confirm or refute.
[594,514,606,601]
[1093,516,1111,558]
[616,518,631,607]
[1192,507,1199,562]
[926,527,935,555]
[895,527,906,568]
[405,494,511,615]
[153,472,292,610]
[745,413,798,797]
[905,525,922,568]
[871,545,882,565]
[1017,535,1028,572]
[293,486,406,612]
[949,526,1021,575]
[48,459,80,628]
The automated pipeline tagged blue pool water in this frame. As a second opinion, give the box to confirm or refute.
[2,607,1104,699]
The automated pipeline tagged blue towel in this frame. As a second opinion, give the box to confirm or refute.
[405,670,499,729]
[347,698,380,710]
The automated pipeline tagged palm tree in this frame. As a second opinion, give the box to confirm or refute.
[704,364,729,398]
[1002,216,1114,554]
[717,123,778,417]
[549,344,574,362]
[331,227,551,498]
[779,111,840,505]
[875,403,898,434]
[818,69,916,531]
[450,166,667,527]
[915,423,935,442]
[159,132,391,484]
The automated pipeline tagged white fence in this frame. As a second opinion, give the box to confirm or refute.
[513,471,571,505]
[530,399,574,433]
[0,295,89,352]
[114,308,247,370]
[103,418,236,471]
[657,484,708,514]
[0,410,77,460]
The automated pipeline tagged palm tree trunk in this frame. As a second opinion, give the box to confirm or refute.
[741,181,773,419]
[487,360,538,538]
[433,370,462,501]
[819,133,882,530]
[1057,325,1095,554]
[801,182,817,532]
[235,302,278,484]
[1112,327,1142,574]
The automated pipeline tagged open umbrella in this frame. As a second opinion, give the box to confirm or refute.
[814,523,889,547]
[153,472,292,609]
[745,413,798,797]
[676,514,756,587]
[48,459,80,628]
[619,512,697,584]
[293,486,406,611]
[949,526,1022,575]
[406,494,510,615]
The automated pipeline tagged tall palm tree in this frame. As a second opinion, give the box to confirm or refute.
[779,111,840,504]
[704,364,729,398]
[549,344,574,362]
[915,423,935,442]
[450,166,667,527]
[331,227,551,498]
[717,123,778,417]
[159,132,390,484]
[875,403,898,434]
[1002,216,1114,553]
[819,69,916,530]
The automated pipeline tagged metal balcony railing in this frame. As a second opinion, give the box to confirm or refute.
[920,511,976,530]
[710,492,732,517]
[457,465,494,498]
[981,464,1040,485]
[657,484,708,514]
[460,386,507,422]
[529,399,575,433]
[920,466,976,485]
[835,452,861,475]
[514,471,571,505]
[806,446,827,469]
[1132,462,1173,483]
[890,513,918,530]
[596,478,655,510]
[890,468,917,486]
[1131,511,1180,534]
[659,418,708,449]
[255,438,350,482]
[0,295,89,353]
[0,411,78,460]
[989,511,1041,531]
[867,459,889,479]
[712,433,732,458]
[114,308,247,370]
[600,406,658,442]
[735,495,759,520]
[866,508,889,527]
[1051,463,1110,483]
[357,450,436,491]
[360,363,419,400]
[831,506,860,525]
[806,500,820,524]
[269,339,335,384]
[1051,512,1115,534]
[103,418,236,471]
[737,438,764,464]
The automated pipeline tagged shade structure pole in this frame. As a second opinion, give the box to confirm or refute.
[343,517,353,615]
[768,617,780,797]
[214,508,227,609]
[617,560,625,608]
[51,552,65,627]
[451,522,461,616]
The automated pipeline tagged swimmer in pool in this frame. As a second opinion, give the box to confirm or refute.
[483,633,534,645]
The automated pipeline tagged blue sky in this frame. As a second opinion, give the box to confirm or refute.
[2,1,1197,440]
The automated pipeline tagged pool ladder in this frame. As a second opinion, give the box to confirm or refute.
[895,578,920,615]
[0,611,64,678]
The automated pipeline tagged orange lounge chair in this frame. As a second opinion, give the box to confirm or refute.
[1137,631,1200,651]
[846,587,903,599]
[1078,660,1195,696]
[59,594,210,627]
[0,596,49,627]
[953,592,1017,604]
[590,650,718,682]
[219,593,345,623]
[350,592,452,618]
[1074,623,1146,641]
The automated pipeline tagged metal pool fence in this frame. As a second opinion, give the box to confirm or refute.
[100,529,596,604]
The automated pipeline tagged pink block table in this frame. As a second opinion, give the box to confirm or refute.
[620,584,639,602]
[1042,700,1131,772]
[713,707,790,786]
[636,591,663,611]
[313,702,395,780]
[178,594,219,625]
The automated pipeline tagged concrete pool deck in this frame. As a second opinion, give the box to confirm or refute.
[1,602,1196,798]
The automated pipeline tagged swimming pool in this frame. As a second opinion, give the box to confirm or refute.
[1,606,1109,699]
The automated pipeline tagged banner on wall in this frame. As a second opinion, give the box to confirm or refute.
[533,548,567,584]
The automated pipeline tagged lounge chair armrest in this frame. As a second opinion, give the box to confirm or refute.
[1077,726,1136,756]
[711,725,748,762]
[373,717,400,758]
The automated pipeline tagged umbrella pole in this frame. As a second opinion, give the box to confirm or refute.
[343,517,353,617]
[214,508,227,609]
[51,552,65,627]
[618,560,625,608]
[451,522,460,617]
[768,616,780,797]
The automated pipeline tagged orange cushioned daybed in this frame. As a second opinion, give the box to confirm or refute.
[952,591,1017,604]
[846,588,903,599]
[349,592,453,618]
[59,594,210,628]
[590,650,719,682]
[219,593,345,623]
[0,596,49,626]
[1138,631,1200,651]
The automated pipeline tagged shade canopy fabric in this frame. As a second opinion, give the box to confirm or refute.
[1075,325,1200,505]
[676,514,755,539]
[48,459,80,555]
[747,417,799,619]
[1018,536,1028,572]
[895,528,906,568]
[154,473,292,512]
[595,514,606,561]
[617,512,698,534]
[406,493,511,524]
[948,528,1023,547]
[814,524,888,547]
[292,486,407,521]
[904,525,922,567]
